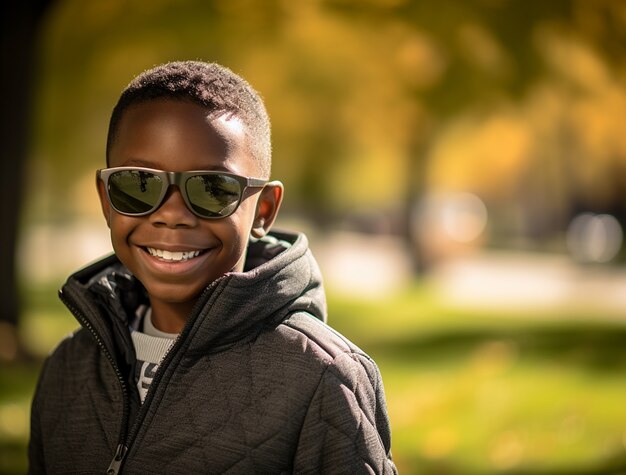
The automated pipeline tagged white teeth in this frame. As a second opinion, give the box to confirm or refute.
[146,248,202,261]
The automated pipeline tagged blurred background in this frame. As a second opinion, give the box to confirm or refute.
[2,0,626,473]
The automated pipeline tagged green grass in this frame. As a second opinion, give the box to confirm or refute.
[327,284,626,474]
[2,281,626,474]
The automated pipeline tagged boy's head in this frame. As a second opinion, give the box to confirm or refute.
[106,60,272,178]
[98,61,283,330]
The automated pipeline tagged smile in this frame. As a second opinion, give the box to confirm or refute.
[145,247,205,262]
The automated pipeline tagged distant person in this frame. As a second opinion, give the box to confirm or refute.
[28,61,396,474]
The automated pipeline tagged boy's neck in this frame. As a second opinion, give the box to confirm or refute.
[149,299,194,334]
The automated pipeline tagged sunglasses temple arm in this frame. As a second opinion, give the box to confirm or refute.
[248,178,269,187]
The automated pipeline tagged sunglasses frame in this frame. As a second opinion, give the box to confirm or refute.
[97,166,268,219]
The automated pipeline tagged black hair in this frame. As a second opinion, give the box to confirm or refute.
[106,61,271,177]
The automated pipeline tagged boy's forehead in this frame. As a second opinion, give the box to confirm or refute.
[111,99,256,174]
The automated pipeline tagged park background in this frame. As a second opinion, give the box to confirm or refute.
[1,0,626,473]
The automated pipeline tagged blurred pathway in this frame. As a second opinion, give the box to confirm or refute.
[313,231,626,317]
[432,251,626,317]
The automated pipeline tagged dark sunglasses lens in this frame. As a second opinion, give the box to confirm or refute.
[185,174,242,217]
[108,170,163,214]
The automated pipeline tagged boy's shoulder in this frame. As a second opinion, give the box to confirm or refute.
[33,327,109,409]
[264,311,381,386]
[41,327,101,372]
[280,312,367,361]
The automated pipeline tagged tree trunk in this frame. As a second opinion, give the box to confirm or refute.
[0,0,52,359]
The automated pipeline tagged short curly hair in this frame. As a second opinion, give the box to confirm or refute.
[106,61,271,177]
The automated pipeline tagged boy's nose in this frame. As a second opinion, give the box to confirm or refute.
[148,186,197,228]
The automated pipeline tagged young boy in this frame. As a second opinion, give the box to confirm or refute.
[29,61,397,474]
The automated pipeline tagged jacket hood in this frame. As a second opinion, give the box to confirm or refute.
[184,230,327,354]
[61,231,327,355]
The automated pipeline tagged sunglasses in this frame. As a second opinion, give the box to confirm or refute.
[97,167,268,219]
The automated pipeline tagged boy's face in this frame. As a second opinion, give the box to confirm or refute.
[99,98,281,315]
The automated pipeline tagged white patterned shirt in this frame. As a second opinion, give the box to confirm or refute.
[130,308,177,403]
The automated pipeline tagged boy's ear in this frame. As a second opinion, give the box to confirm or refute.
[251,181,284,239]
[96,177,112,228]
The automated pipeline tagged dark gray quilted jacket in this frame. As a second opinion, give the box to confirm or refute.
[29,231,397,474]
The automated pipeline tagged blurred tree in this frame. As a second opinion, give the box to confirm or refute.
[404,0,571,268]
[325,0,626,269]
[0,0,53,360]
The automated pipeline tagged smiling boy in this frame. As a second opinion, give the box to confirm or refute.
[29,61,396,474]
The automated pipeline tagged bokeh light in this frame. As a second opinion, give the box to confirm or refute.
[567,213,623,264]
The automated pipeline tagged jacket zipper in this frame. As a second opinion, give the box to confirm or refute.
[106,444,129,475]
[59,290,131,475]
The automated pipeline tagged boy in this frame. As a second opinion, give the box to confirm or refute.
[29,61,397,474]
